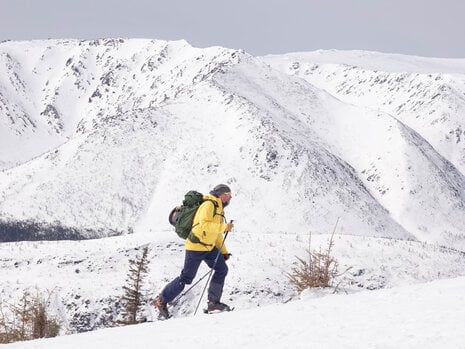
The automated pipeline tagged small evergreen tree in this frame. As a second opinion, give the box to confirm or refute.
[287,232,339,290]
[288,219,351,291]
[119,246,150,325]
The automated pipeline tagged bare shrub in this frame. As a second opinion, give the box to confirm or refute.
[0,289,61,344]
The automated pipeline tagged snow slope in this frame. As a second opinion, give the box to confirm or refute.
[263,50,465,176]
[4,274,465,349]
[1,229,465,333]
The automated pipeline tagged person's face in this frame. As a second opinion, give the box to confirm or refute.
[220,192,232,207]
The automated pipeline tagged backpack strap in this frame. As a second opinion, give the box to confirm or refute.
[204,199,224,221]
[187,199,224,246]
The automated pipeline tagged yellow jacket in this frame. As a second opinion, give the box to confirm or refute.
[186,195,228,253]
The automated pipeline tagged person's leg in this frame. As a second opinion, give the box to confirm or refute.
[161,250,204,303]
[204,249,228,302]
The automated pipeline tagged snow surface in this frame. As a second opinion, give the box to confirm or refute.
[4,275,465,348]
[2,229,465,347]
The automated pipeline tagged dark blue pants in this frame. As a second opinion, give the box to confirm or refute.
[161,248,228,304]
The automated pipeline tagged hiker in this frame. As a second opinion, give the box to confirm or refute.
[155,184,234,318]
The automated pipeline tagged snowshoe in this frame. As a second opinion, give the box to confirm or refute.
[203,301,234,314]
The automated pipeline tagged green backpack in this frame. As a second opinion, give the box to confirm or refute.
[168,191,218,240]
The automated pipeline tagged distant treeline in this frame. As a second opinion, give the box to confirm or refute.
[0,219,122,242]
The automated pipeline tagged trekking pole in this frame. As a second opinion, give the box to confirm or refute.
[193,220,233,315]
[170,269,211,306]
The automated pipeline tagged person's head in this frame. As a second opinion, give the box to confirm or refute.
[210,184,233,207]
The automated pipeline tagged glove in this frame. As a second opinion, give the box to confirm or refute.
[223,253,232,261]
[224,222,234,232]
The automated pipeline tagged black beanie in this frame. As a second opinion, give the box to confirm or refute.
[210,184,231,197]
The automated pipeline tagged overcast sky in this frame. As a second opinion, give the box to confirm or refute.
[1,0,464,58]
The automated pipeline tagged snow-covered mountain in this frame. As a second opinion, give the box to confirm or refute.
[262,50,465,249]
[263,50,465,173]
[1,40,465,250]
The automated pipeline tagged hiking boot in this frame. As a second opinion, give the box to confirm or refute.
[152,295,170,319]
[207,300,231,312]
